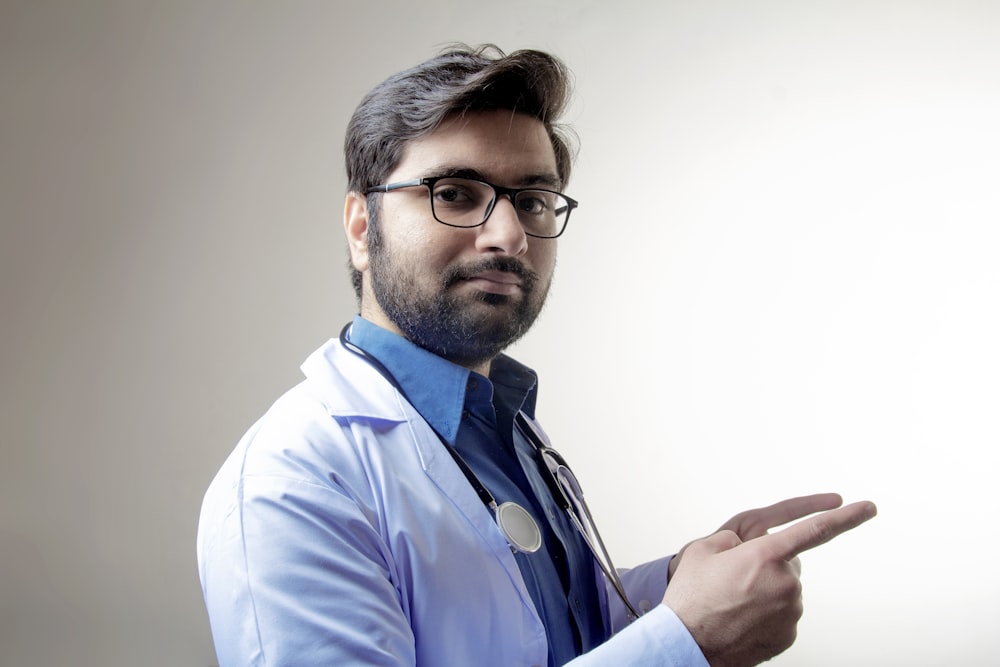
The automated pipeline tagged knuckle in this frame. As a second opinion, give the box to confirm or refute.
[809,518,835,545]
[778,623,799,652]
[781,572,803,601]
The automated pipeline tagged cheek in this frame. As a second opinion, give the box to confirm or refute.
[382,207,470,271]
[529,243,558,281]
[380,201,437,254]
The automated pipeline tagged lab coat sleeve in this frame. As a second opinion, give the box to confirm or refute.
[197,427,417,666]
[568,604,708,667]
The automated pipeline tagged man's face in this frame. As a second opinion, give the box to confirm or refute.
[353,110,560,372]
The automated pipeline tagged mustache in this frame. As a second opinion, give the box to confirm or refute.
[443,257,538,291]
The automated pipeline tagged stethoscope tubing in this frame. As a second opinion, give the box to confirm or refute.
[338,322,639,621]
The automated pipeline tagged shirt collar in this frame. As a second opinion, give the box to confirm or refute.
[347,315,538,443]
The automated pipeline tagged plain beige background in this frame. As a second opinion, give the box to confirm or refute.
[2,1,998,665]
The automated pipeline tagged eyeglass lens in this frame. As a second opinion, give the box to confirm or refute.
[429,178,569,237]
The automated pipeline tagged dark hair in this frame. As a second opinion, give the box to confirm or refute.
[344,44,576,298]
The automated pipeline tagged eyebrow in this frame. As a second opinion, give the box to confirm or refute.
[427,166,563,190]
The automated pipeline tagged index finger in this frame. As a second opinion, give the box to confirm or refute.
[762,500,877,561]
[723,493,845,539]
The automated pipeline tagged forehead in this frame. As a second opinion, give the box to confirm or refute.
[389,110,560,187]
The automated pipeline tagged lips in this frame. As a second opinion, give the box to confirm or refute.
[445,259,537,295]
[459,270,524,296]
[466,270,522,286]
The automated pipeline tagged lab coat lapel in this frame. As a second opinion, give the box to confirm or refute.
[318,339,540,620]
[407,409,530,573]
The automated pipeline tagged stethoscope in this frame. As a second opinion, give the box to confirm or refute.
[339,323,640,620]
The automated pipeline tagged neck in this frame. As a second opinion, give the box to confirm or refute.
[356,309,494,377]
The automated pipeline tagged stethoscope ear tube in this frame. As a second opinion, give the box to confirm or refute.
[515,414,640,621]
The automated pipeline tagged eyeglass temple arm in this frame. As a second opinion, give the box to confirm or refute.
[364,179,425,194]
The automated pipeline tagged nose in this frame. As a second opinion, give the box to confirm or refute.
[475,195,528,256]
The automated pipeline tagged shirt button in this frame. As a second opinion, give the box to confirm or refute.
[639,599,653,613]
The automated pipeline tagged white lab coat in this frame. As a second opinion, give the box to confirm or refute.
[197,338,707,666]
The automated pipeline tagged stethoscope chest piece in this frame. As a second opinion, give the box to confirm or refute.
[496,501,542,553]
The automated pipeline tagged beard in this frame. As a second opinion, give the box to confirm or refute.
[367,220,550,369]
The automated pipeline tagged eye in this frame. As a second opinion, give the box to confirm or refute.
[431,179,485,209]
[516,192,552,216]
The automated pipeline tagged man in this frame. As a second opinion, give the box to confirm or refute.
[197,45,876,666]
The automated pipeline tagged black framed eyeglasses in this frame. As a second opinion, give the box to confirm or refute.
[365,176,578,239]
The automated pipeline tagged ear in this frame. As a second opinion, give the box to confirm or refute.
[344,191,370,273]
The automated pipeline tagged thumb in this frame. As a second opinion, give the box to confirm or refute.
[686,529,743,559]
[669,529,744,580]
